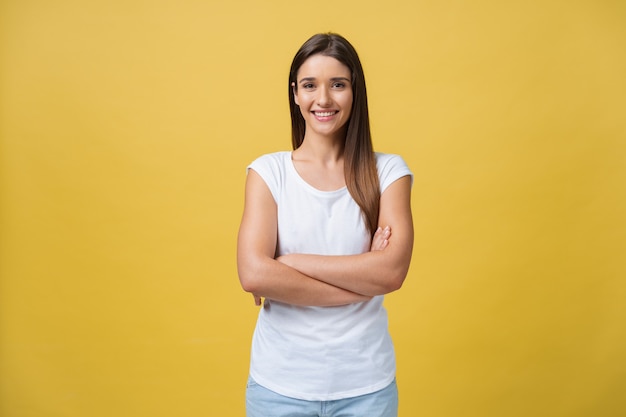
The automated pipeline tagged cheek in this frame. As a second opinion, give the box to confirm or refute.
[343,95,354,117]
[298,103,313,121]
[343,91,353,108]
[296,93,311,110]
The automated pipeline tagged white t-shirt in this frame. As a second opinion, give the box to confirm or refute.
[247,151,412,401]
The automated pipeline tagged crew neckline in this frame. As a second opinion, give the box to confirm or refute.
[288,152,347,195]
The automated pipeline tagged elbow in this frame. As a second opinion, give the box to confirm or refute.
[239,273,257,294]
[384,275,405,294]
[238,254,275,294]
[238,268,263,294]
[382,265,409,294]
[384,250,412,293]
[237,259,262,294]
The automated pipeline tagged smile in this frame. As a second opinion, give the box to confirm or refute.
[313,111,338,117]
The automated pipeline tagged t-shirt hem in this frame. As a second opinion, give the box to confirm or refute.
[249,371,396,402]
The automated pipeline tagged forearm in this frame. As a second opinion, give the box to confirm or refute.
[277,244,411,297]
[238,256,371,307]
[285,175,413,296]
[237,170,369,307]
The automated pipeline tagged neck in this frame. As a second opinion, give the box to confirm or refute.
[296,133,345,164]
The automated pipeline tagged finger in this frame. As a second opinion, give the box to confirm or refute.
[372,226,392,249]
[371,227,381,242]
[370,227,384,251]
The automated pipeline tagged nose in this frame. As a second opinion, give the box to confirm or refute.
[317,86,332,107]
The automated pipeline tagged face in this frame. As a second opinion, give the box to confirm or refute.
[293,54,353,141]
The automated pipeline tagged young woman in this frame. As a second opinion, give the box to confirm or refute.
[237,32,413,417]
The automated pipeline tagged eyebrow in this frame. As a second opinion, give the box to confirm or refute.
[298,76,351,84]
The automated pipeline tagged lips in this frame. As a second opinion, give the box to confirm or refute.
[313,111,338,117]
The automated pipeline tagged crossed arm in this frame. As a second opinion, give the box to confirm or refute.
[236,169,413,307]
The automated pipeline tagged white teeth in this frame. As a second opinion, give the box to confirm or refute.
[315,111,336,117]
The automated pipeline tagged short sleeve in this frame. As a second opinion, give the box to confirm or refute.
[247,152,287,203]
[375,153,413,193]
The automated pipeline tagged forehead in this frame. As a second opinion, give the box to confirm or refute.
[297,54,351,80]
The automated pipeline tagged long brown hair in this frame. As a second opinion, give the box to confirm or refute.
[288,33,380,236]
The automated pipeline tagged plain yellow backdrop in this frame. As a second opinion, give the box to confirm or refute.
[1,1,625,416]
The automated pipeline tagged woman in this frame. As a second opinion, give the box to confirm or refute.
[237,32,413,417]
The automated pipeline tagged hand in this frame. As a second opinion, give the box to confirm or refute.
[370,226,391,251]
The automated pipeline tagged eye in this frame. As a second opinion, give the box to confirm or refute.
[332,81,347,89]
[302,83,315,89]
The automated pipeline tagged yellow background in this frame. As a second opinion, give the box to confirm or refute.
[1,0,625,416]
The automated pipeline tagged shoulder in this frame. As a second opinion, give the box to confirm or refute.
[246,151,291,200]
[375,152,409,170]
[248,151,291,170]
[375,152,413,192]
[248,151,292,176]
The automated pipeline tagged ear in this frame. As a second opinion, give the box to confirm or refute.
[291,82,299,106]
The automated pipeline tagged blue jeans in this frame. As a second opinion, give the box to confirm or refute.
[246,377,398,417]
